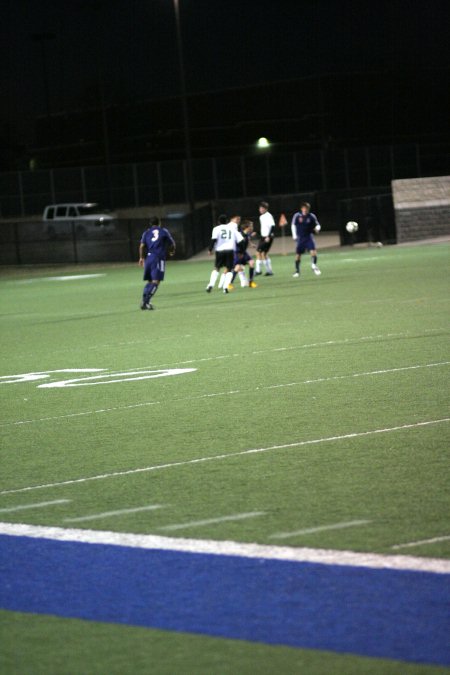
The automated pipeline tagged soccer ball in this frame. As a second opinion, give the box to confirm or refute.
[346,221,359,233]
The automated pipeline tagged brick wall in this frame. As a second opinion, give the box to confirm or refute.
[392,176,450,243]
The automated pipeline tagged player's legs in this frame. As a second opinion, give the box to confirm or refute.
[141,279,160,309]
[293,252,301,277]
[264,239,274,275]
[142,256,163,308]
[248,259,257,286]
[310,248,321,275]
[238,268,248,287]
[230,262,241,285]
[255,250,263,275]
[206,266,220,292]
[223,267,233,293]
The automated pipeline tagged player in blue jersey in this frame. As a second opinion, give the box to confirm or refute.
[229,220,258,288]
[138,216,175,310]
[291,202,321,277]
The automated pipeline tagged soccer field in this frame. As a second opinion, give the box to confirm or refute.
[1,242,449,674]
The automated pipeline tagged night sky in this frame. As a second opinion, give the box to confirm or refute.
[2,0,449,145]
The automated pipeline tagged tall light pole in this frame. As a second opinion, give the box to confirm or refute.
[173,0,195,213]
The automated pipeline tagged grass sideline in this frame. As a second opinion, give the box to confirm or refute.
[0,241,449,673]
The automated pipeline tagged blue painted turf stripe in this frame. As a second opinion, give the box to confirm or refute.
[1,534,449,666]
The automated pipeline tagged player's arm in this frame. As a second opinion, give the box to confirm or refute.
[237,235,246,253]
[138,241,146,266]
[291,216,297,240]
[166,231,176,256]
[312,215,321,233]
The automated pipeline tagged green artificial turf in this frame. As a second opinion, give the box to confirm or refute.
[1,242,449,673]
[1,610,449,675]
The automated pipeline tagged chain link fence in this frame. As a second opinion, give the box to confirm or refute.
[1,142,447,219]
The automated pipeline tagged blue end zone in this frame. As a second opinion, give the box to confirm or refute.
[1,534,449,666]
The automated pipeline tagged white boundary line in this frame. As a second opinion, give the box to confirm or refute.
[64,504,165,523]
[2,361,448,428]
[269,520,371,539]
[391,535,450,550]
[0,521,448,574]
[0,499,70,513]
[1,418,448,496]
[158,511,266,531]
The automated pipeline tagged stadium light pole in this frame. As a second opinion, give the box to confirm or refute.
[172,0,195,213]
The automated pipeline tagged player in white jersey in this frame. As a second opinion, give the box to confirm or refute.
[255,201,275,276]
[206,215,244,294]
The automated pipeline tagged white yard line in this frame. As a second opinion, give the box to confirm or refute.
[391,535,450,550]
[2,361,448,428]
[0,521,448,574]
[269,519,371,539]
[265,362,450,389]
[158,511,266,532]
[64,504,165,523]
[0,499,70,513]
[1,417,448,496]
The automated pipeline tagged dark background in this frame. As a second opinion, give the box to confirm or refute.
[2,0,449,170]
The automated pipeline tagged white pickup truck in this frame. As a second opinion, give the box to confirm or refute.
[43,203,116,239]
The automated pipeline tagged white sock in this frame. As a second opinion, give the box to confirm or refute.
[223,271,233,289]
[256,259,261,273]
[218,273,225,289]
[266,258,272,273]
[238,271,247,287]
[208,269,219,288]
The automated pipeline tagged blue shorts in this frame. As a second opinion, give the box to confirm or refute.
[143,254,166,281]
[296,234,316,255]
[233,251,252,267]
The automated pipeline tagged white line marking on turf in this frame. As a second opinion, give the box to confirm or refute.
[391,535,450,550]
[2,361,447,427]
[158,511,266,531]
[269,520,371,539]
[1,401,162,427]
[64,504,165,523]
[0,499,70,513]
[0,369,105,384]
[14,274,106,284]
[0,522,448,574]
[1,418,448,496]
[264,362,450,389]
[38,368,197,388]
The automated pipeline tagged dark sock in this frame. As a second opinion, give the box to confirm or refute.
[295,260,300,273]
[312,255,317,265]
[144,282,158,302]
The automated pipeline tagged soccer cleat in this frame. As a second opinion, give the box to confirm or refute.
[223,288,228,294]
[249,281,258,288]
[312,264,321,276]
[255,271,262,276]
[206,286,212,293]
[140,301,154,310]
[264,271,274,276]
[292,272,299,278]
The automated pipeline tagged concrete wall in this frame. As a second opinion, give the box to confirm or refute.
[392,176,450,243]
